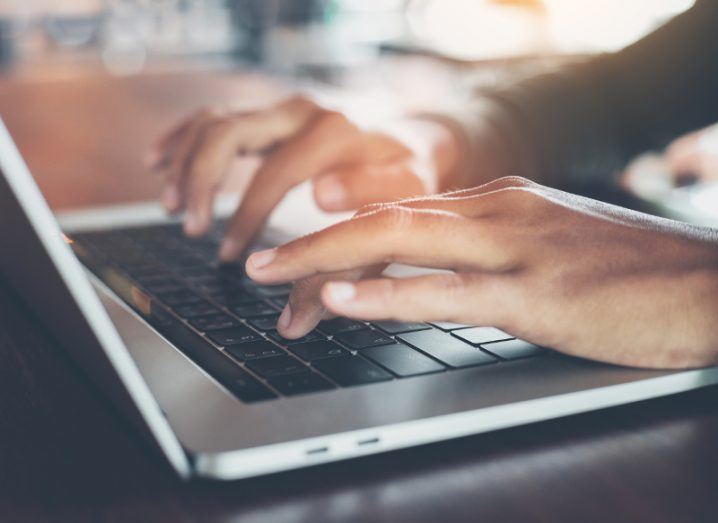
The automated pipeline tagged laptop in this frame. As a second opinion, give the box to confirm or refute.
[1,118,717,481]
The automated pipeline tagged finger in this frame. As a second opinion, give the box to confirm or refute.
[219,111,363,261]
[667,146,702,178]
[320,272,517,328]
[181,120,252,236]
[277,264,385,339]
[246,207,515,284]
[161,115,215,213]
[223,96,324,155]
[313,162,426,212]
[163,97,322,216]
[146,111,203,169]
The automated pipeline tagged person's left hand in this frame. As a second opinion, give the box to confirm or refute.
[245,177,718,369]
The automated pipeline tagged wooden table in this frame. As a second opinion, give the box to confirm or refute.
[1,70,717,523]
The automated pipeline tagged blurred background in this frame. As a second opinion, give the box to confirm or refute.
[0,0,714,224]
[0,0,696,73]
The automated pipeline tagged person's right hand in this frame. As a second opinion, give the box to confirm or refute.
[146,96,461,261]
[245,177,718,369]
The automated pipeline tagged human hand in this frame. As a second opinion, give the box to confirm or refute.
[147,96,461,260]
[246,177,718,369]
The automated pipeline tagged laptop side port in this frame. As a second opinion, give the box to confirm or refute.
[357,437,380,447]
[305,446,329,456]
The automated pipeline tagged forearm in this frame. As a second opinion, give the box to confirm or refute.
[436,0,718,189]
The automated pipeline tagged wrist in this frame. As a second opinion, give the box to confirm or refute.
[409,117,463,192]
[380,117,462,194]
[415,99,544,191]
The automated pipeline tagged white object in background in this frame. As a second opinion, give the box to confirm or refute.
[624,152,718,227]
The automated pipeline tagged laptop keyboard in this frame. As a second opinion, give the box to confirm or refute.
[69,222,547,404]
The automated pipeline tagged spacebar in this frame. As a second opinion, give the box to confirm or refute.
[397,330,497,368]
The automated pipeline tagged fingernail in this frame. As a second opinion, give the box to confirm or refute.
[325,282,356,304]
[184,213,201,236]
[317,177,346,208]
[277,304,292,330]
[162,186,179,211]
[248,248,276,270]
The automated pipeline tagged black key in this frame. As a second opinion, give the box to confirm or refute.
[190,314,240,332]
[230,301,278,318]
[208,290,257,306]
[223,366,277,402]
[120,262,164,277]
[163,256,206,269]
[289,340,347,361]
[480,339,546,360]
[397,330,497,368]
[312,355,392,387]
[317,317,367,335]
[207,325,261,346]
[140,278,184,294]
[452,327,514,345]
[268,330,325,345]
[268,373,335,396]
[186,274,224,285]
[194,282,228,295]
[217,262,245,278]
[173,301,221,319]
[191,276,241,292]
[148,304,175,328]
[252,284,292,298]
[361,344,445,377]
[134,274,177,285]
[181,267,217,279]
[335,329,394,350]
[429,321,472,331]
[373,321,430,334]
[226,341,285,361]
[246,355,308,378]
[247,314,279,332]
[158,289,203,306]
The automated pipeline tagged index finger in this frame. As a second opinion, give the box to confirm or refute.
[218,111,363,261]
[245,206,512,285]
[146,109,210,169]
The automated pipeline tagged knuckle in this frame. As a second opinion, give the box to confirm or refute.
[188,159,221,192]
[316,110,354,134]
[282,95,316,112]
[197,107,220,120]
[355,202,389,218]
[290,276,323,301]
[212,117,244,143]
[377,206,415,233]
[497,186,542,206]
[376,278,398,306]
[493,176,534,189]
[437,273,473,299]
[296,230,322,256]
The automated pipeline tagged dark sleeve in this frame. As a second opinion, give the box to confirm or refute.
[448,0,718,186]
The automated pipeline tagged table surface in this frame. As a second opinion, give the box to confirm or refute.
[1,69,717,523]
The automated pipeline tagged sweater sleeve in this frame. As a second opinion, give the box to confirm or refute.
[442,0,718,187]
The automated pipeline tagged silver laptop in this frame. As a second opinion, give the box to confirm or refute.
[1,118,717,481]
